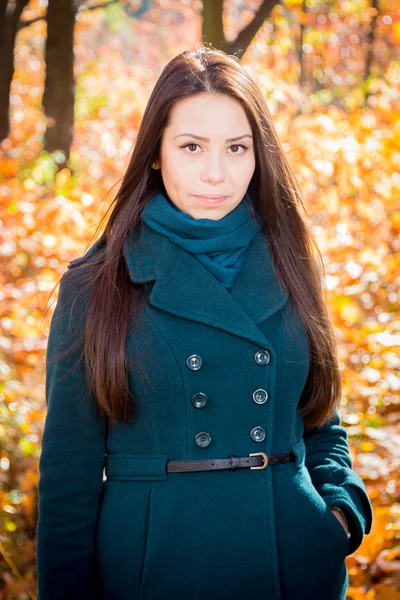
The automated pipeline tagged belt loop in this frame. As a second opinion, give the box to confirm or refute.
[229,455,239,471]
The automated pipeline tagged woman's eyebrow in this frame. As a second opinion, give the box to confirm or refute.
[173,133,253,142]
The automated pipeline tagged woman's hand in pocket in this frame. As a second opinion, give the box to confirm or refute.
[330,508,349,537]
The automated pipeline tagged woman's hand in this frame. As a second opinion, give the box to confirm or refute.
[330,508,349,537]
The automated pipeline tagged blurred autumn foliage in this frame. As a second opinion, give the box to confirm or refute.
[0,0,399,598]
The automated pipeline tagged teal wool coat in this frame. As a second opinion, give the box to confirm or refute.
[36,223,373,600]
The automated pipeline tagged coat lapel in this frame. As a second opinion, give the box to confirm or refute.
[122,222,289,347]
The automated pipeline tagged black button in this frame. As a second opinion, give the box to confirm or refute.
[252,389,268,405]
[191,393,208,408]
[254,350,270,365]
[195,432,211,448]
[250,426,266,442]
[186,355,202,370]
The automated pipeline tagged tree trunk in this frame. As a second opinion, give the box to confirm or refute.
[42,0,76,166]
[298,0,307,88]
[0,0,29,141]
[202,0,277,60]
[363,0,379,106]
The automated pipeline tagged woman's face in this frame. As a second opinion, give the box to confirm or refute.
[154,93,256,221]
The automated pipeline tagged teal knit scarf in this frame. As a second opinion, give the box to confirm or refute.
[141,190,263,290]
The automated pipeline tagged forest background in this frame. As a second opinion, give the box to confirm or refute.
[0,0,399,598]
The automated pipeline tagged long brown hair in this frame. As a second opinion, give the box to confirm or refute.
[46,47,341,430]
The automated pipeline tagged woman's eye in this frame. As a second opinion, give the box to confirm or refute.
[229,144,248,154]
[181,142,201,153]
[180,143,248,154]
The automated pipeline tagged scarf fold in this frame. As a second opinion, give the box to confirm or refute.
[141,190,263,290]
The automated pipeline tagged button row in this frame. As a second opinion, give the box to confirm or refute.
[194,426,266,448]
[186,349,271,371]
[191,389,268,409]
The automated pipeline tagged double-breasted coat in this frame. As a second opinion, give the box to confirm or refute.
[36,222,373,600]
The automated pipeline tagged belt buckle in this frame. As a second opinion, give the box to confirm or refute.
[249,452,268,470]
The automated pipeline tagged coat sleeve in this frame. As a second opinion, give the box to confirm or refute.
[303,409,373,555]
[36,271,107,599]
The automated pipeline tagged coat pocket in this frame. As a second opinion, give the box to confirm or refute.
[138,487,153,600]
[325,503,351,545]
[94,481,153,598]
[273,460,349,599]
[290,437,349,552]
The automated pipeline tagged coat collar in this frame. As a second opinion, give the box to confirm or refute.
[122,222,289,348]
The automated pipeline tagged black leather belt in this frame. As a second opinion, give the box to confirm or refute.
[166,451,295,473]
[104,451,297,481]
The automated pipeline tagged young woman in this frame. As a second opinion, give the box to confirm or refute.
[36,48,373,600]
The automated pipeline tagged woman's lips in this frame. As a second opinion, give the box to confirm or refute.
[195,195,228,204]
